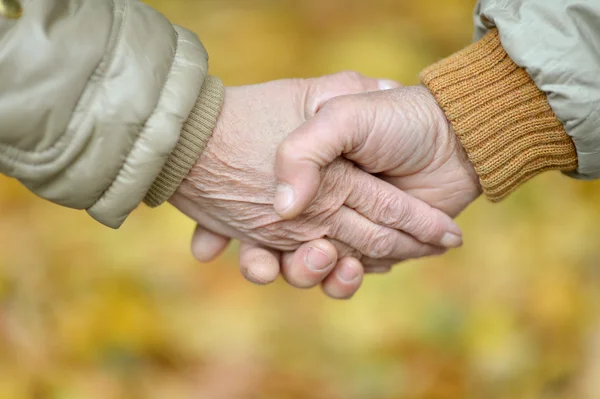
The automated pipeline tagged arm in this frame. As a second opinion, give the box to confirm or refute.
[0,0,223,228]
[173,73,463,299]
[422,0,600,199]
[269,1,600,292]
[274,0,598,217]
[1,2,460,300]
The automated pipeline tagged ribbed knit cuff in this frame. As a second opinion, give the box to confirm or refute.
[144,76,224,207]
[420,29,577,201]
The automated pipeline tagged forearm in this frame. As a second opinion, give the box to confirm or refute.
[420,29,577,201]
[0,0,223,228]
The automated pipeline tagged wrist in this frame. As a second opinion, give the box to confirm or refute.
[449,123,483,196]
[417,84,483,200]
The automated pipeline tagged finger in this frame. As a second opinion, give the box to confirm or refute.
[275,95,462,248]
[321,257,364,300]
[191,225,231,262]
[345,169,463,248]
[326,238,415,271]
[361,257,396,272]
[274,97,366,219]
[304,71,402,117]
[363,265,394,274]
[331,206,444,261]
[280,239,338,289]
[377,79,402,91]
[239,242,282,285]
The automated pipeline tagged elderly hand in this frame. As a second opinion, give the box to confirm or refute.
[273,85,482,274]
[170,74,463,297]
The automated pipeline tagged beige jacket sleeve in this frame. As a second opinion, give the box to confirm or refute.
[0,0,224,228]
[474,0,600,180]
[421,0,599,200]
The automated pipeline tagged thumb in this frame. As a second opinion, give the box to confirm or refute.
[274,95,374,219]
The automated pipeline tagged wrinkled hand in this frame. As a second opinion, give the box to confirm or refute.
[274,85,483,273]
[170,74,462,298]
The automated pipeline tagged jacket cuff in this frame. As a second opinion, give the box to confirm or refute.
[144,76,224,207]
[420,29,578,201]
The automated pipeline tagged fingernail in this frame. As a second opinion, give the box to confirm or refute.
[274,184,295,215]
[338,262,361,282]
[378,79,399,91]
[305,247,333,271]
[440,232,463,249]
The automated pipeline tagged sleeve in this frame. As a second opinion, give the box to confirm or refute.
[0,0,224,228]
[420,0,600,201]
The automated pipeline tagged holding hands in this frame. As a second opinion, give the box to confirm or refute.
[2,1,588,300]
[274,84,481,221]
[180,72,482,299]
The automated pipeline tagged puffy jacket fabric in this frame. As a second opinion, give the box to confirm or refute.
[0,0,211,227]
[474,0,600,179]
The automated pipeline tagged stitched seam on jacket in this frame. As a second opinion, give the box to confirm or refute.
[0,0,124,166]
[89,27,181,210]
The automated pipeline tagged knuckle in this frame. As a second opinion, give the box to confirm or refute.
[304,193,333,216]
[415,216,441,242]
[302,173,347,217]
[377,195,410,227]
[338,70,365,85]
[306,195,340,220]
[319,160,353,196]
[378,195,442,242]
[366,228,395,259]
[407,213,444,243]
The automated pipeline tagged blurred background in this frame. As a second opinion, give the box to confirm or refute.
[2,1,600,398]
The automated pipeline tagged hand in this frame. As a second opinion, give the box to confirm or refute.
[170,74,463,297]
[182,73,398,299]
[274,85,483,273]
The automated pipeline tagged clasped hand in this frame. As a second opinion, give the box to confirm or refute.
[169,72,482,299]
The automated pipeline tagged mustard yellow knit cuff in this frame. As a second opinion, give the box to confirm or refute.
[144,76,224,207]
[420,29,577,201]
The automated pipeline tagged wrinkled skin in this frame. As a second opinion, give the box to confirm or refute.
[275,86,481,218]
[363,87,481,218]
[170,73,462,298]
[273,85,483,277]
